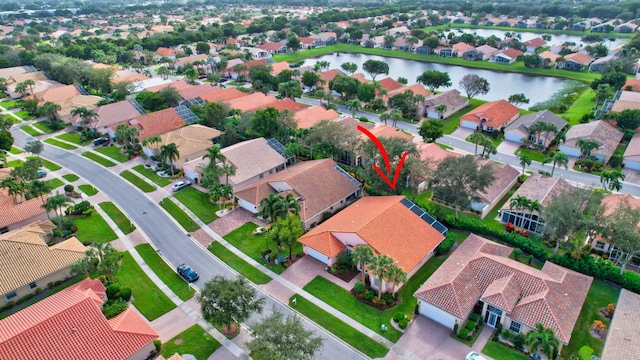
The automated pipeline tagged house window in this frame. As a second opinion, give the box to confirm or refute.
[29,282,37,289]
[5,291,17,301]
[510,321,521,334]
[486,126,494,132]
[330,206,333,211]
[595,241,606,250]
[259,174,263,179]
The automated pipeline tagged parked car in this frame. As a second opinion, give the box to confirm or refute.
[177,264,199,282]
[93,137,109,147]
[172,180,191,192]
[465,352,487,360]
[37,169,46,178]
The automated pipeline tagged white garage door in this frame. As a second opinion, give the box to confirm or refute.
[306,247,328,264]
[420,302,456,329]
[626,160,640,171]
[460,120,478,130]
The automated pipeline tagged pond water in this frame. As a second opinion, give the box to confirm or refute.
[443,28,627,48]
[303,53,566,105]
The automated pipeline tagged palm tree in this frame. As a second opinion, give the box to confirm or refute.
[156,66,171,80]
[28,180,52,221]
[14,82,27,97]
[525,199,542,231]
[352,245,374,285]
[541,122,558,149]
[160,143,180,176]
[519,153,532,175]
[219,163,236,186]
[527,121,546,147]
[368,254,393,300]
[258,193,280,224]
[184,67,199,85]
[526,323,561,360]
[272,193,300,221]
[551,151,569,177]
[576,139,599,158]
[510,195,530,228]
[43,192,72,224]
[468,131,487,155]
[203,145,226,169]
[345,99,361,119]
[387,264,407,298]
[380,112,391,125]
[70,106,98,130]
[115,124,140,150]
[39,102,62,123]
[434,104,447,119]
[22,79,35,95]
[141,135,161,165]
[391,109,403,127]
[1,177,21,203]
[601,168,625,191]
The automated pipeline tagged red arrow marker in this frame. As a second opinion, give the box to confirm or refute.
[357,125,408,190]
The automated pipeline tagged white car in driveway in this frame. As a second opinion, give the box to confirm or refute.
[172,180,191,192]
[465,352,487,360]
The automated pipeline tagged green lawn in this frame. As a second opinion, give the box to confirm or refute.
[116,252,176,321]
[9,146,23,154]
[442,98,485,134]
[78,184,99,196]
[82,151,116,167]
[173,187,218,224]
[62,173,80,182]
[32,121,54,134]
[208,241,272,284]
[13,110,34,121]
[0,99,23,110]
[161,325,221,360]
[56,132,90,145]
[73,212,118,245]
[561,89,596,126]
[99,202,136,235]
[515,148,547,163]
[44,138,79,150]
[21,125,42,136]
[290,295,389,358]
[94,146,129,163]
[482,340,530,360]
[159,198,200,232]
[135,244,196,301]
[120,170,156,193]
[563,280,620,358]
[45,178,64,190]
[6,159,24,167]
[28,157,62,171]
[223,222,300,275]
[133,164,172,186]
[303,255,448,343]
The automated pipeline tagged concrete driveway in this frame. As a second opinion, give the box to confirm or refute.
[498,140,521,155]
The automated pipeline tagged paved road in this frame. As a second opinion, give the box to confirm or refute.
[11,128,367,360]
[297,96,640,196]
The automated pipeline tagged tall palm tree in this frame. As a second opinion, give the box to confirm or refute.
[184,67,199,85]
[14,82,28,97]
[551,151,569,177]
[39,102,62,123]
[519,153,532,175]
[43,192,72,224]
[387,264,407,298]
[380,112,391,125]
[368,254,393,300]
[345,99,361,119]
[352,245,374,285]
[70,106,98,130]
[22,79,35,95]
[1,177,21,203]
[510,195,530,228]
[203,145,226,169]
[526,323,561,360]
[601,168,625,191]
[28,180,52,221]
[434,104,448,119]
[156,66,171,80]
[541,122,558,149]
[272,193,300,221]
[160,143,180,176]
[468,131,487,155]
[525,199,542,231]
[527,121,546,147]
[390,109,403,127]
[576,139,599,158]
[258,193,280,223]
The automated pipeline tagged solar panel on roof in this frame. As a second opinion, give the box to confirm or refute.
[400,197,448,235]
[128,100,147,114]
[400,198,413,208]
[175,105,199,124]
[432,222,448,235]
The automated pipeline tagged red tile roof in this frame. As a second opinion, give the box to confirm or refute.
[624,79,640,92]
[498,48,524,59]
[257,42,286,51]
[93,101,144,130]
[319,69,343,87]
[297,37,316,45]
[270,61,291,75]
[145,80,194,93]
[179,84,222,100]
[565,52,594,65]
[299,196,445,272]
[377,77,403,92]
[258,98,308,113]
[417,142,460,164]
[0,189,48,228]
[293,106,340,129]
[227,92,278,113]
[0,278,158,360]
[414,233,593,344]
[200,88,250,103]
[156,47,179,57]
[460,100,520,129]
[523,37,546,48]
[111,108,186,139]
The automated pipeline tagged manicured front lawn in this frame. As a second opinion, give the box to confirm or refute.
[563,280,619,358]
[6,159,24,167]
[290,295,390,358]
[21,125,42,136]
[45,178,64,190]
[159,198,200,232]
[62,174,80,182]
[116,252,176,321]
[9,146,22,154]
[173,187,218,224]
[515,148,547,163]
[82,151,116,167]
[133,164,171,186]
[78,184,99,196]
[94,145,129,163]
[482,340,530,360]
[28,156,62,171]
[13,110,33,121]
[120,170,156,193]
[208,241,272,284]
[135,244,196,301]
[99,202,136,234]
[161,325,221,360]
[0,99,23,110]
[73,213,118,245]
[56,132,90,145]
[44,138,79,150]
[32,121,54,134]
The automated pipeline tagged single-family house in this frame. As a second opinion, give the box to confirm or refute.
[0,278,159,360]
[270,61,291,76]
[556,52,594,71]
[386,26,410,36]
[112,69,151,85]
[499,173,573,234]
[0,220,85,307]
[257,42,287,55]
[155,47,181,61]
[474,44,499,60]
[316,69,344,91]
[178,84,222,103]
[439,46,454,58]
[235,159,361,229]
[559,120,623,162]
[0,179,50,234]
[522,37,546,53]
[109,107,187,140]
[423,90,470,119]
[145,80,195,94]
[504,110,567,147]
[415,45,432,55]
[240,47,270,60]
[299,196,447,291]
[611,91,640,113]
[591,19,618,33]
[259,98,308,113]
[293,106,340,129]
[538,50,561,67]
[471,158,520,219]
[0,65,32,81]
[226,92,278,113]
[90,100,146,133]
[460,100,520,132]
[377,77,404,94]
[588,193,640,256]
[145,124,223,170]
[173,54,210,70]
[313,32,337,47]
[490,48,524,65]
[414,233,592,347]
[624,133,640,170]
[601,289,640,360]
[200,87,250,104]
[416,142,460,192]
[296,37,316,49]
[614,22,638,33]
[589,55,619,73]
[623,79,640,92]
[6,71,63,99]
[452,42,476,59]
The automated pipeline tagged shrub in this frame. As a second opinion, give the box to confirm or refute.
[364,290,375,301]
[398,319,408,329]
[106,283,121,300]
[538,170,551,176]
[16,293,36,305]
[609,153,623,168]
[336,250,353,267]
[604,303,615,317]
[382,293,394,304]
[512,333,525,350]
[437,235,456,255]
[64,184,74,193]
[154,340,162,352]
[453,323,458,335]
[66,200,92,216]
[469,313,479,323]
[377,298,387,306]
[465,321,476,332]
[354,281,365,294]
[2,301,14,310]
[623,129,635,142]
[458,328,469,340]
[103,299,129,319]
[393,312,404,322]
[578,346,594,360]
[119,287,132,302]
[34,288,42,294]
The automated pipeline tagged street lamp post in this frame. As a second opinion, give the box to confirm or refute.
[264,234,269,251]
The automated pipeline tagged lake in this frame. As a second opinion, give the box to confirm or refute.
[443,28,627,48]
[303,53,566,105]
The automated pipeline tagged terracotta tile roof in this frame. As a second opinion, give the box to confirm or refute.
[299,196,445,272]
[497,48,524,59]
[0,278,158,360]
[297,37,316,45]
[601,193,640,218]
[452,42,475,52]
[351,73,367,83]
[388,83,431,98]
[501,173,573,213]
[414,233,592,344]
[601,289,640,360]
[227,92,278,113]
[0,189,49,228]
[539,51,560,63]
[145,79,194,93]
[220,138,287,185]
[363,125,414,143]
[93,100,145,130]
[417,142,460,164]
[0,220,85,295]
[460,100,520,129]
[293,106,340,129]
[258,98,308,113]
[523,37,546,48]
[475,157,520,203]
[235,159,361,224]
[612,91,640,113]
[159,124,222,161]
[200,88,250,103]
[111,108,186,140]
[624,133,640,162]
[112,70,151,84]
[257,42,286,51]
[565,52,594,65]
[270,61,291,75]
[243,59,269,69]
[33,84,81,105]
[377,77,403,92]
[174,54,209,68]
[156,47,179,57]
[179,84,222,100]
[563,120,623,160]
[60,95,103,119]
[319,69,343,87]
[623,79,640,92]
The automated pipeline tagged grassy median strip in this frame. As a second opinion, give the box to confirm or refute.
[78,184,99,196]
[28,156,62,171]
[174,187,218,224]
[117,252,176,321]
[289,295,390,358]
[99,202,136,235]
[45,178,64,190]
[22,126,42,137]
[159,198,200,232]
[73,212,118,245]
[94,145,129,163]
[132,164,171,186]
[120,170,156,193]
[208,242,272,284]
[32,121,54,134]
[162,324,221,360]
[56,132,90,145]
[44,138,78,150]
[82,151,116,167]
[9,146,22,154]
[136,244,196,301]
[62,173,80,182]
